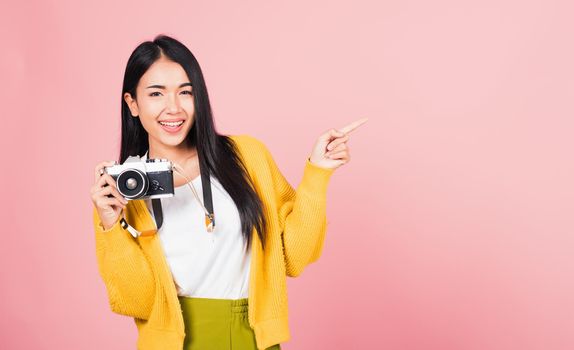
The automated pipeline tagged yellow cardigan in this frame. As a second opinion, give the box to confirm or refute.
[92,134,335,350]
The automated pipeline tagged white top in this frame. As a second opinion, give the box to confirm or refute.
[142,151,251,299]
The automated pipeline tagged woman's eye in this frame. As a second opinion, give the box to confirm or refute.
[149,92,162,97]
[181,90,192,95]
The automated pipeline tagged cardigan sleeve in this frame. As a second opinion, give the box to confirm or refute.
[260,142,335,277]
[93,206,155,320]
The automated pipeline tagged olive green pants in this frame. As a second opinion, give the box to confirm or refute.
[178,296,281,350]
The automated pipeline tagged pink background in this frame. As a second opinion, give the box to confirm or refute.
[2,0,573,349]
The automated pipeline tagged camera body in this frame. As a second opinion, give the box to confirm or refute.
[103,155,175,200]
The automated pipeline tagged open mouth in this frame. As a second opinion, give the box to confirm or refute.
[158,120,184,133]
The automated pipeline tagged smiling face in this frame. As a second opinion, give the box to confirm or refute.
[123,55,195,152]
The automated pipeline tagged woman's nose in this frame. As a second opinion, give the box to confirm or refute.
[166,93,180,112]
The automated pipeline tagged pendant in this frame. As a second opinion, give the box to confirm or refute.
[205,213,215,233]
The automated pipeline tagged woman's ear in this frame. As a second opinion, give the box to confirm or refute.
[123,92,139,117]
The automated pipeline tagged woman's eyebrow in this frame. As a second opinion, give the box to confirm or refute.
[146,82,192,89]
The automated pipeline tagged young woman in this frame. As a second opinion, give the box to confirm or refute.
[90,34,366,350]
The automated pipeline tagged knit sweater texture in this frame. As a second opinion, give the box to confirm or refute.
[92,134,334,349]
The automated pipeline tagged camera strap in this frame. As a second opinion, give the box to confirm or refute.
[200,165,216,231]
[149,164,214,232]
[119,155,215,238]
[151,198,164,229]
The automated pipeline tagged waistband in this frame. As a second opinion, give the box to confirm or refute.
[178,296,249,317]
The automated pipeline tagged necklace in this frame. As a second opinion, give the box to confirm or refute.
[117,152,215,239]
[171,162,216,233]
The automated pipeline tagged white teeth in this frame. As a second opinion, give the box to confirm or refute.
[159,121,184,127]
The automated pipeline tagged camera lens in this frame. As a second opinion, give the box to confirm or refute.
[116,168,149,199]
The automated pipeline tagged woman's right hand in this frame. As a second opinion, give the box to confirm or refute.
[91,161,129,230]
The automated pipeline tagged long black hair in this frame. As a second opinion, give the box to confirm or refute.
[118,34,268,251]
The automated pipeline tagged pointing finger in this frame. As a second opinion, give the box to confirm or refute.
[338,117,368,135]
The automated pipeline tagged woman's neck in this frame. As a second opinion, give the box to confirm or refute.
[148,143,198,167]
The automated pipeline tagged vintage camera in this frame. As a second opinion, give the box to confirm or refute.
[103,155,175,200]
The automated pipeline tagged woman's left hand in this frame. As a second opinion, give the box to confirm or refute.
[308,117,368,170]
